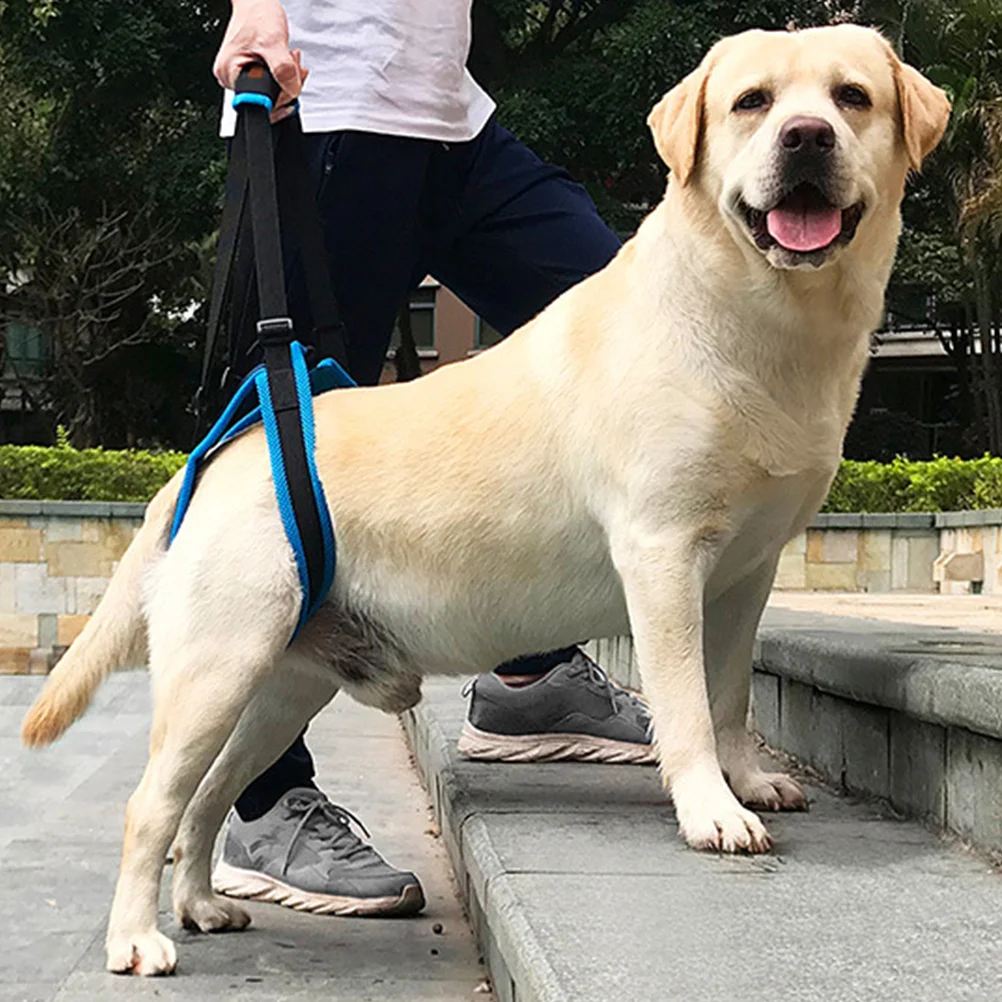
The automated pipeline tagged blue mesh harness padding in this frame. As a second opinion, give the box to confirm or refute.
[169,349,355,637]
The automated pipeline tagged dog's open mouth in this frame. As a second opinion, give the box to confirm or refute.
[741,184,864,255]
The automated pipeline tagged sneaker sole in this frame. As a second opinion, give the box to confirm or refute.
[212,861,425,917]
[456,721,657,765]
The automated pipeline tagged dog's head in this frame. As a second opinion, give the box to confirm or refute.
[648,25,950,271]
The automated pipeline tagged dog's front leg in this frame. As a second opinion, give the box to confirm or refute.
[705,557,807,813]
[611,525,771,853]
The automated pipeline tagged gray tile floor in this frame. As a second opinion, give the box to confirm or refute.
[0,672,491,1002]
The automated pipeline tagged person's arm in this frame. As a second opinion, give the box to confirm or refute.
[213,0,308,119]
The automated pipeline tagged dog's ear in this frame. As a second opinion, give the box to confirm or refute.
[647,61,710,185]
[892,58,951,170]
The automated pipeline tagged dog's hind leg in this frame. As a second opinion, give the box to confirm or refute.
[104,610,293,975]
[170,653,339,933]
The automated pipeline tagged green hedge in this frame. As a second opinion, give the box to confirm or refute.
[3,444,1002,513]
[823,457,1002,513]
[0,440,186,503]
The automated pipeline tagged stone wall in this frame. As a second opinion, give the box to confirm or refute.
[775,513,938,593]
[934,510,1002,595]
[0,500,144,674]
[4,501,1002,674]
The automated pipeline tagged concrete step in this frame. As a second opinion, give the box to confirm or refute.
[586,610,1002,855]
[405,678,1002,1002]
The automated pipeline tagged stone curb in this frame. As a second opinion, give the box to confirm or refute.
[587,608,1002,853]
[935,508,1002,527]
[750,608,1002,851]
[403,676,1002,1001]
[754,614,1002,741]
[811,511,936,529]
[0,499,147,518]
[402,699,568,1002]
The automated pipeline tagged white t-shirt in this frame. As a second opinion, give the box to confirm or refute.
[221,0,496,141]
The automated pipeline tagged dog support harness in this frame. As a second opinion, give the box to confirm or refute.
[170,65,355,637]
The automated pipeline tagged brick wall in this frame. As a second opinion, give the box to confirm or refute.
[0,501,143,674]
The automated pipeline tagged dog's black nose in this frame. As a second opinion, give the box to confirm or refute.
[779,116,835,154]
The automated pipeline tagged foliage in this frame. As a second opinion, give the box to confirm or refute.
[0,436,186,502]
[0,0,226,447]
[0,0,1000,456]
[474,0,854,229]
[861,0,1002,454]
[6,444,1002,514]
[823,455,1002,512]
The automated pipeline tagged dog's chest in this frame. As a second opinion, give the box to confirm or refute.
[710,467,833,596]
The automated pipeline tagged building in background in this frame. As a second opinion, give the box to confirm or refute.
[379,277,501,383]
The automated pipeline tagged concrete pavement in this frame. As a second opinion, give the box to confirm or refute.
[770,589,1002,632]
[0,672,492,1002]
[406,678,1002,1002]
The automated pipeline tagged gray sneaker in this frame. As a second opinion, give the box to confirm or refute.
[212,788,425,917]
[457,651,656,764]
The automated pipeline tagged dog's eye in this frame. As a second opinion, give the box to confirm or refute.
[733,89,771,112]
[834,84,871,109]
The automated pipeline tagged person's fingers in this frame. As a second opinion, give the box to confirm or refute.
[261,44,303,100]
[213,51,258,90]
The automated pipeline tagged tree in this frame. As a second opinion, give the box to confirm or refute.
[0,0,227,446]
[475,0,1002,454]
[472,0,857,229]
[861,0,1002,452]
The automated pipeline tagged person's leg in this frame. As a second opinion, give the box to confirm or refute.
[222,132,431,862]
[232,130,432,821]
[430,116,620,682]
[425,117,621,336]
[423,120,653,763]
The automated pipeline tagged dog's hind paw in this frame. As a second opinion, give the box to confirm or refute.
[106,929,178,976]
[176,894,252,933]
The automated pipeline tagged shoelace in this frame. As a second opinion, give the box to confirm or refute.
[574,653,651,722]
[279,795,375,877]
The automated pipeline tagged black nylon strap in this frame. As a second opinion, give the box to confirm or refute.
[215,77,329,608]
[240,103,289,321]
[196,110,350,409]
[260,339,327,603]
[199,140,249,406]
[275,118,350,370]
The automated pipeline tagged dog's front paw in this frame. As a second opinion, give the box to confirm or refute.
[671,770,772,853]
[176,894,251,933]
[731,769,808,812]
[106,929,178,976]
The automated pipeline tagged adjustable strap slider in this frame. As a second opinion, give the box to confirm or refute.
[256,316,294,346]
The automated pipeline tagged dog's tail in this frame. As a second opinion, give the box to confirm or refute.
[20,473,183,748]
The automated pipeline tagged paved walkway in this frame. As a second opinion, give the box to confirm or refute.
[770,590,1002,633]
[408,678,1002,1002]
[1,672,492,1002]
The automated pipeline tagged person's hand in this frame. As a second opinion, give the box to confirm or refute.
[213,0,309,122]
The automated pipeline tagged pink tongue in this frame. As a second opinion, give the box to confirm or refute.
[766,205,842,252]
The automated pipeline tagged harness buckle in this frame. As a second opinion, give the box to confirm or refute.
[256,316,295,346]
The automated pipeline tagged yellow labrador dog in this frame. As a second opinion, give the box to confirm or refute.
[22,24,948,976]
